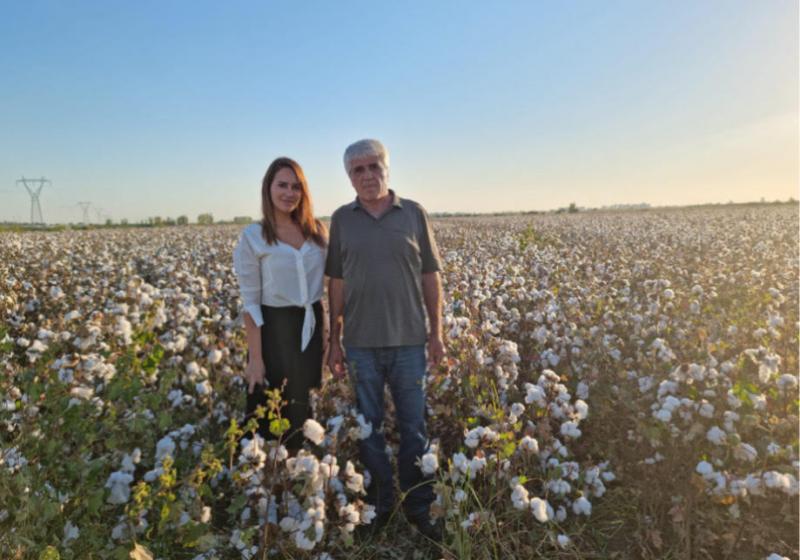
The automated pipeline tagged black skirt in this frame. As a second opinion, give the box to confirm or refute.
[244,301,323,450]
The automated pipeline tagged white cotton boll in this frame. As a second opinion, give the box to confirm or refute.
[464,427,483,448]
[454,489,467,503]
[777,374,798,392]
[344,461,365,494]
[734,443,758,463]
[27,339,47,354]
[121,453,136,473]
[766,555,790,560]
[111,521,128,540]
[115,317,133,345]
[573,496,592,516]
[510,402,525,418]
[657,379,677,398]
[696,461,714,477]
[511,484,529,510]
[453,452,469,475]
[156,436,176,462]
[279,516,298,532]
[698,401,715,418]
[744,474,763,495]
[303,419,325,445]
[530,497,552,523]
[547,479,571,495]
[419,452,439,475]
[294,528,316,551]
[524,383,546,406]
[723,411,740,432]
[355,414,372,439]
[185,361,201,379]
[687,363,705,381]
[560,421,582,439]
[64,310,81,322]
[63,520,79,544]
[207,349,222,365]
[751,393,767,411]
[706,426,726,446]
[763,471,791,492]
[105,471,134,504]
[195,380,212,396]
[576,381,589,400]
[326,415,345,436]
[662,289,675,300]
[200,506,212,523]
[461,512,479,529]
[268,444,288,463]
[638,376,654,393]
[654,408,672,423]
[574,399,588,420]
[520,436,539,453]
[767,442,782,456]
[557,533,571,547]
[70,386,94,400]
[468,456,487,476]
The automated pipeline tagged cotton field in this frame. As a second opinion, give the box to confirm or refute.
[1,204,797,560]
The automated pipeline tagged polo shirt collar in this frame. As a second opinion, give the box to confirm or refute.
[349,189,403,211]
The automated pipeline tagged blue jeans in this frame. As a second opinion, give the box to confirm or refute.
[345,345,434,517]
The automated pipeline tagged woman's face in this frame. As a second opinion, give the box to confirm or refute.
[270,167,303,216]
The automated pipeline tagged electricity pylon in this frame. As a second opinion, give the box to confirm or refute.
[78,201,91,225]
[16,177,51,225]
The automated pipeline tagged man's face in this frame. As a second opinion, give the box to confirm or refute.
[348,155,389,203]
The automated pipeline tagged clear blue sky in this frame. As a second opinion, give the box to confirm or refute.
[1,1,797,223]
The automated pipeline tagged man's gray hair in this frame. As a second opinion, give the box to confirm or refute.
[343,139,390,174]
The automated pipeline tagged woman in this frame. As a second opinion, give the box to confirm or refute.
[233,157,327,452]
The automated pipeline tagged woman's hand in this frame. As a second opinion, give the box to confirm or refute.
[246,358,266,394]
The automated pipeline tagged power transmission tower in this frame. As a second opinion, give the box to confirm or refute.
[78,201,91,225]
[16,177,51,225]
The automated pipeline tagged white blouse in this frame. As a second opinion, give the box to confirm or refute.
[232,223,325,351]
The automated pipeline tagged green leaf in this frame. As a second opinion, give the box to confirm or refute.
[227,494,247,516]
[88,488,105,515]
[142,344,165,375]
[269,418,290,437]
[158,411,172,430]
[501,441,517,458]
[38,546,60,560]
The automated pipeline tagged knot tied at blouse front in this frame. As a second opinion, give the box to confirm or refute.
[232,224,325,351]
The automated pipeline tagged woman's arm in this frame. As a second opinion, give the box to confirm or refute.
[243,311,265,394]
[233,228,267,393]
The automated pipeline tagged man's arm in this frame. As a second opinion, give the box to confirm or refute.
[327,277,346,378]
[422,271,445,367]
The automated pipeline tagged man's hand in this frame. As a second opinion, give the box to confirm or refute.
[327,343,347,379]
[427,334,445,369]
[245,358,266,394]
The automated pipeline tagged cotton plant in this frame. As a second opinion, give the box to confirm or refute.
[0,207,797,558]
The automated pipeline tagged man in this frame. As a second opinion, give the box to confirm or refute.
[326,139,444,540]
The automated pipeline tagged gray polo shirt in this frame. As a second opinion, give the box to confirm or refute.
[325,191,442,348]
